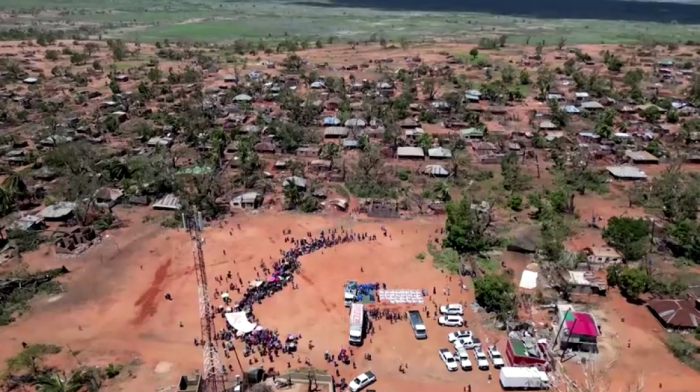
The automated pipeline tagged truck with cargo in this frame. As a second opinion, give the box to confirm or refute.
[499,367,550,390]
[344,280,358,307]
[407,310,427,339]
[349,303,365,345]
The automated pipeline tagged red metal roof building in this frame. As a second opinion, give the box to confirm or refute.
[556,306,599,353]
[647,299,700,329]
[505,336,551,371]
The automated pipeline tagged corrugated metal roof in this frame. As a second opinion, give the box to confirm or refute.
[324,127,350,137]
[232,191,262,204]
[625,150,659,162]
[606,165,647,179]
[283,176,307,188]
[423,165,449,176]
[345,118,366,127]
[396,146,424,158]
[648,299,700,328]
[38,202,77,219]
[428,147,452,158]
[152,194,181,210]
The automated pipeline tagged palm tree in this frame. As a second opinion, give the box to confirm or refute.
[34,371,84,392]
[320,143,341,171]
[2,173,28,201]
[434,181,451,202]
[0,185,14,216]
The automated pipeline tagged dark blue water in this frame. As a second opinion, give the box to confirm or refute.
[289,0,700,24]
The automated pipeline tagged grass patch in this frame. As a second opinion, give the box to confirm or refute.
[477,257,499,272]
[427,242,461,274]
[664,332,700,372]
[415,252,426,262]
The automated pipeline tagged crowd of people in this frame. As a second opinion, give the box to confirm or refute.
[211,227,377,373]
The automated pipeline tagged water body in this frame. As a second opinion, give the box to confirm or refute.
[289,0,700,24]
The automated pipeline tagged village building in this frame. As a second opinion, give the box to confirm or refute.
[38,202,76,221]
[396,146,424,160]
[230,191,263,210]
[423,165,449,177]
[555,304,599,353]
[624,150,659,164]
[584,246,623,269]
[427,147,452,159]
[606,165,648,180]
[152,194,181,210]
[506,331,551,371]
[647,299,700,329]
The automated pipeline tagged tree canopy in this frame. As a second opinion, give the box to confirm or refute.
[602,216,650,261]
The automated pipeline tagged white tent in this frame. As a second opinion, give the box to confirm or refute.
[519,270,538,290]
[225,311,257,334]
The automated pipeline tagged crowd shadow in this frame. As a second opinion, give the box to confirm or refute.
[289,0,700,24]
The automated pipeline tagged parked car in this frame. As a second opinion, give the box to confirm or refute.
[438,315,464,327]
[447,330,473,342]
[453,336,479,350]
[439,348,459,372]
[348,371,376,392]
[455,346,473,371]
[439,303,464,315]
[487,345,505,369]
[474,347,489,370]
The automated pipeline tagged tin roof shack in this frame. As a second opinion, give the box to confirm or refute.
[94,187,124,208]
[54,227,98,255]
[505,332,551,371]
[624,150,659,164]
[38,202,76,221]
[562,271,607,295]
[359,199,399,219]
[397,146,425,160]
[230,191,263,210]
[606,165,647,180]
[152,194,182,210]
[9,215,46,231]
[555,305,599,353]
[324,127,349,139]
[647,299,700,329]
[428,147,452,160]
[584,246,623,269]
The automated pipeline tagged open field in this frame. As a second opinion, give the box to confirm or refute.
[1,211,699,392]
[2,0,700,44]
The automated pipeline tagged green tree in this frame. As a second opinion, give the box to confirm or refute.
[469,48,479,59]
[45,50,59,61]
[618,267,651,299]
[519,69,531,85]
[106,39,128,61]
[602,216,650,261]
[474,273,516,317]
[536,66,554,99]
[444,193,498,254]
[501,65,515,84]
[666,220,700,262]
[666,108,679,123]
[641,106,661,123]
[501,151,530,192]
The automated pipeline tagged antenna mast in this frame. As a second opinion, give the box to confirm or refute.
[183,211,226,392]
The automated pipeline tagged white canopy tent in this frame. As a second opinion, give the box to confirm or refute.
[225,311,257,334]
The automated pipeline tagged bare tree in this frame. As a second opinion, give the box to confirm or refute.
[553,358,644,392]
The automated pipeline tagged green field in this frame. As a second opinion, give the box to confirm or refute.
[1,0,700,44]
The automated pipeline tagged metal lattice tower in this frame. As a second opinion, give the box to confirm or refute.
[183,211,226,392]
